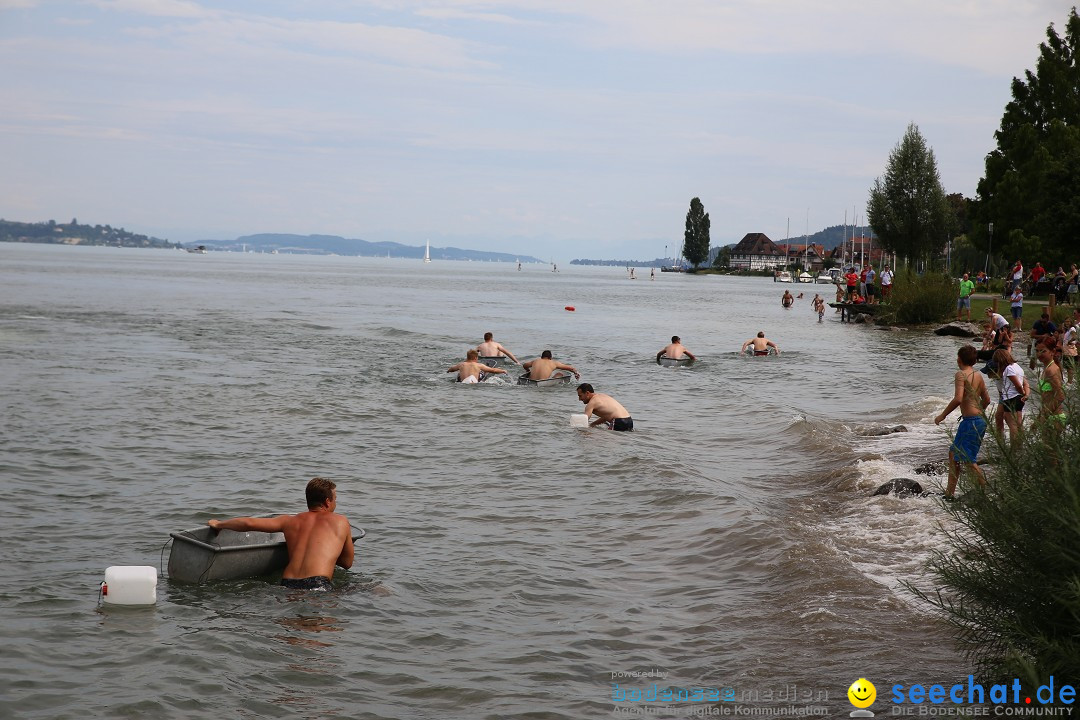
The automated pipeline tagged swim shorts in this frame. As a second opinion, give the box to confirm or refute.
[950,415,987,464]
[1000,396,1026,413]
[754,350,769,356]
[608,417,634,432]
[281,576,334,591]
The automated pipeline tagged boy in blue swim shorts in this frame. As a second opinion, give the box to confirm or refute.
[934,345,992,499]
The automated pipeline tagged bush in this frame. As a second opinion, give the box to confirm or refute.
[882,268,955,324]
[912,390,1080,688]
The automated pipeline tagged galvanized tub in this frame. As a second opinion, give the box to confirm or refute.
[167,525,365,583]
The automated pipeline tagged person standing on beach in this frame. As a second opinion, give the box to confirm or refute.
[880,266,893,302]
[864,265,876,304]
[934,345,991,499]
[956,273,975,321]
[844,268,858,301]
[1009,284,1024,331]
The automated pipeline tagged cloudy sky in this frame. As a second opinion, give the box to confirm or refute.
[0,1,1070,260]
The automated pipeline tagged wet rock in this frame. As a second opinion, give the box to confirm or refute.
[934,321,981,337]
[859,425,908,437]
[854,313,871,324]
[872,478,925,498]
[914,460,947,476]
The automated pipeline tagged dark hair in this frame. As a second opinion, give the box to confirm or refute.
[958,345,978,366]
[483,332,493,341]
[577,383,594,394]
[306,477,336,509]
[541,350,552,359]
[757,331,765,338]
[672,336,680,343]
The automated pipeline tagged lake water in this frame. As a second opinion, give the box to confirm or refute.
[1,243,981,719]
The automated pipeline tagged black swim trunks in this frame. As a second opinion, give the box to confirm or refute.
[609,417,634,432]
[280,576,334,591]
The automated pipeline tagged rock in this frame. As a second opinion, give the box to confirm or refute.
[859,425,908,436]
[854,313,871,324]
[914,460,947,476]
[934,321,981,337]
[872,478,925,498]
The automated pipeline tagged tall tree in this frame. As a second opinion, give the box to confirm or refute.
[683,197,710,267]
[866,123,951,265]
[974,8,1080,269]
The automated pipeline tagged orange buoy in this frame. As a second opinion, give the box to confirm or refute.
[564,305,575,312]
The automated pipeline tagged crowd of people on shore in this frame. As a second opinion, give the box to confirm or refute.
[935,302,1077,498]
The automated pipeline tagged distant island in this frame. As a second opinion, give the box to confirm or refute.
[0,218,178,249]
[199,233,545,263]
[0,220,545,263]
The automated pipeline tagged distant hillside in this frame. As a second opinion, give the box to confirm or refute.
[0,218,177,249]
[780,225,873,251]
[195,233,544,263]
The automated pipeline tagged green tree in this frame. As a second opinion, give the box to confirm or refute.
[866,123,951,265]
[973,9,1080,270]
[712,245,730,269]
[683,197,711,268]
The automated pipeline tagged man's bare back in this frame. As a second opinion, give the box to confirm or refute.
[476,336,519,364]
[659,342,695,360]
[208,478,353,582]
[522,354,579,381]
[448,356,506,382]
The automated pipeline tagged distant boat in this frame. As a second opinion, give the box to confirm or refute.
[797,271,814,283]
[774,270,792,283]
[186,245,207,254]
[815,273,835,284]
[424,240,431,263]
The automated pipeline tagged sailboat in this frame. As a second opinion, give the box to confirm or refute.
[424,240,431,263]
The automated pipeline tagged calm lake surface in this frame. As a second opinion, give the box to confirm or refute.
[1,243,979,719]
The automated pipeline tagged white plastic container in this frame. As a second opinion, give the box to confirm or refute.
[102,566,157,605]
[570,413,590,428]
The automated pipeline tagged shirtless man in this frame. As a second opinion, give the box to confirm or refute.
[476,332,519,365]
[934,345,992,499]
[522,350,580,381]
[207,477,353,590]
[741,331,780,356]
[781,290,794,308]
[656,336,696,363]
[576,383,633,431]
[448,349,507,384]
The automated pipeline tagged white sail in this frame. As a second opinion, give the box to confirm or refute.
[424,240,431,263]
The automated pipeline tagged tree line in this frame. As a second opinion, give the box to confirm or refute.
[0,218,177,249]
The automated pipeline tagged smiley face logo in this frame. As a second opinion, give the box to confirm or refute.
[848,678,876,709]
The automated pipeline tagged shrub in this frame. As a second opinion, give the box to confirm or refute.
[882,268,955,324]
[911,390,1080,688]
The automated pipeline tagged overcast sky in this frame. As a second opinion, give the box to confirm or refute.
[0,1,1070,260]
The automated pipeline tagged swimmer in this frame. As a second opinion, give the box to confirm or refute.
[656,335,696,363]
[476,332,519,364]
[741,331,780,356]
[208,477,353,590]
[448,349,507,383]
[782,290,794,308]
[576,383,633,431]
[522,350,580,381]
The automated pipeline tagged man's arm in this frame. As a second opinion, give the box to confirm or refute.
[480,364,507,375]
[934,373,964,424]
[740,339,751,352]
[208,515,287,532]
[497,344,520,364]
[336,518,354,569]
[447,363,461,374]
[684,350,696,360]
[556,362,580,379]
[656,349,665,361]
[767,341,780,355]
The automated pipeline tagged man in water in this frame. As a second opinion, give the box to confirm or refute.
[576,383,633,431]
[476,332,520,365]
[781,290,794,307]
[207,477,353,590]
[656,336,697,363]
[522,350,580,381]
[741,331,780,356]
[934,345,991,499]
[448,349,507,383]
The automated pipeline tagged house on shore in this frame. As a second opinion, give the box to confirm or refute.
[729,233,785,271]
